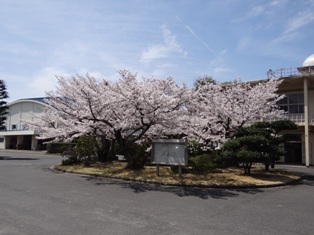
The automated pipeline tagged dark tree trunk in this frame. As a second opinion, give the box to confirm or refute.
[243,162,252,175]
[115,129,146,170]
[265,156,275,171]
[122,141,145,170]
[265,162,270,171]
[125,155,145,170]
[95,136,115,162]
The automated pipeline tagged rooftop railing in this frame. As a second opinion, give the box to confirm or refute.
[267,67,314,79]
[267,68,301,79]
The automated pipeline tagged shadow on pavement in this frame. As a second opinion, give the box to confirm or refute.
[276,165,314,186]
[81,175,264,200]
[0,156,39,161]
[301,175,314,186]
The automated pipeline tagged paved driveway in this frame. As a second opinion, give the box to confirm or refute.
[0,150,314,235]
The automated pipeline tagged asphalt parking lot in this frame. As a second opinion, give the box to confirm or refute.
[1,150,314,235]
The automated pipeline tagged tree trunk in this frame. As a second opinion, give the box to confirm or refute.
[119,140,145,169]
[115,130,146,170]
[265,163,270,171]
[95,136,115,162]
[265,157,275,171]
[123,142,145,170]
[125,155,145,170]
[243,162,252,175]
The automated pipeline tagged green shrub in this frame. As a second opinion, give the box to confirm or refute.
[189,154,215,173]
[61,158,75,166]
[210,151,224,167]
[61,146,79,165]
[47,143,75,154]
[116,141,151,169]
[75,135,96,163]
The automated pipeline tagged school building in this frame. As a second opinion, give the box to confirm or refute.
[266,53,314,166]
[0,98,48,150]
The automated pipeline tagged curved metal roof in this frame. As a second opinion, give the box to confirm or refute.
[8,97,50,107]
[302,54,314,67]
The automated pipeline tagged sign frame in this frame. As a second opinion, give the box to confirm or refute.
[151,139,188,166]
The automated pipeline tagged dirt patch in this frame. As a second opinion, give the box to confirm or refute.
[54,162,302,187]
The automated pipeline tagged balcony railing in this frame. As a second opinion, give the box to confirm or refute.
[266,113,314,125]
[0,126,35,132]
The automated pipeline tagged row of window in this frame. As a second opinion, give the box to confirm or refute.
[1,124,30,131]
[278,93,304,114]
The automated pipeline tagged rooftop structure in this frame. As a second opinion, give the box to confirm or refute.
[267,54,314,79]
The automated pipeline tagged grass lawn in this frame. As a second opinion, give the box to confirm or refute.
[54,161,302,187]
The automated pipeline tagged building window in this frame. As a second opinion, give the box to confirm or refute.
[0,137,4,143]
[278,93,304,114]
[12,124,17,130]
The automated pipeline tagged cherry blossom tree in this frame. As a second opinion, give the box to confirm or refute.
[30,70,192,169]
[185,78,285,151]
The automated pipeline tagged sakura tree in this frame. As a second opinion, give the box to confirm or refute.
[29,70,192,169]
[28,69,284,168]
[185,78,285,151]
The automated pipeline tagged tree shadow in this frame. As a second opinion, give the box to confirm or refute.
[249,170,301,183]
[301,175,314,186]
[81,175,264,200]
[0,156,39,161]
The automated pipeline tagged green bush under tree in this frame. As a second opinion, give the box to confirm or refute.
[61,135,98,165]
[189,154,215,173]
[221,120,298,174]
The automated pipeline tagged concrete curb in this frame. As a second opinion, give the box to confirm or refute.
[51,165,305,189]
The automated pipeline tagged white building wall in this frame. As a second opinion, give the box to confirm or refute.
[0,99,47,150]
[31,135,38,150]
[8,103,21,130]
[7,101,45,131]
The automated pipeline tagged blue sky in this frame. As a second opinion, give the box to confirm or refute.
[1,0,314,102]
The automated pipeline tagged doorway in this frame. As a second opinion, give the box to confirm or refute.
[284,142,302,164]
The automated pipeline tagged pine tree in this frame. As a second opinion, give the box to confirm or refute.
[0,80,9,129]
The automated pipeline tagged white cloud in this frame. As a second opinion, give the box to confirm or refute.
[231,1,289,24]
[231,4,267,23]
[207,49,233,78]
[76,68,120,83]
[273,10,314,43]
[248,5,266,18]
[140,25,187,64]
[284,11,314,34]
[273,31,302,43]
[28,67,69,95]
[0,73,29,102]
[213,67,232,75]
[49,41,91,69]
[270,0,288,6]
[149,63,177,78]
[141,45,168,62]
[236,36,252,52]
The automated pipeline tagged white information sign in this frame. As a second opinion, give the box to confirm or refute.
[152,139,187,166]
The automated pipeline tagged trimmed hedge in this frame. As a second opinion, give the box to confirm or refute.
[47,143,75,154]
[189,154,215,173]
